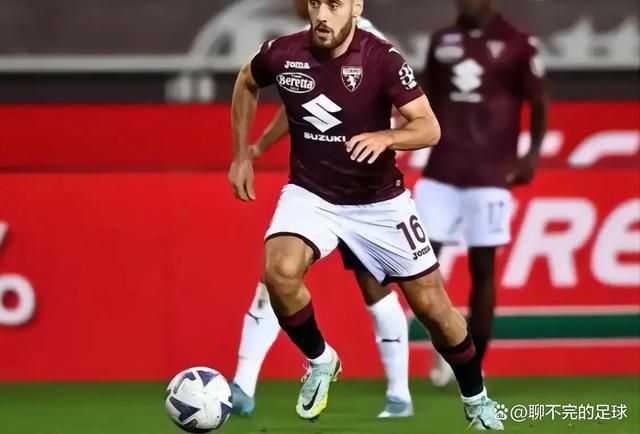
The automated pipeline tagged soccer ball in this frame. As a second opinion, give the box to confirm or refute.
[165,367,233,432]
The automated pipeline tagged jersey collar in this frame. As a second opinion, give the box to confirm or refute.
[456,12,503,33]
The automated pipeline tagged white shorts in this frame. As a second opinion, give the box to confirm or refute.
[265,184,439,284]
[414,179,513,247]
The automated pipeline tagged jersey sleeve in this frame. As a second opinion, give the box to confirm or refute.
[250,40,277,88]
[519,36,547,101]
[380,47,425,108]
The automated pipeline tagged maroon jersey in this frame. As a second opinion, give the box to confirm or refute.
[423,14,546,188]
[251,28,424,205]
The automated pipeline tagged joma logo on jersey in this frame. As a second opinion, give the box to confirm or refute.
[302,94,343,133]
[304,132,346,143]
[285,61,311,69]
[277,72,316,94]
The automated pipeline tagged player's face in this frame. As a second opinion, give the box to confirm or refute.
[293,0,309,19]
[308,0,358,51]
[457,0,493,21]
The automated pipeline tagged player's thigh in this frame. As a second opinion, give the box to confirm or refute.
[354,269,391,306]
[337,241,390,306]
[341,190,439,284]
[265,184,340,262]
[413,178,463,244]
[337,240,366,270]
[462,187,513,247]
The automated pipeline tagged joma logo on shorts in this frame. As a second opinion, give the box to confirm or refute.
[412,246,431,261]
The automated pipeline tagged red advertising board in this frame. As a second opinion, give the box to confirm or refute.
[1,170,638,381]
[1,102,638,171]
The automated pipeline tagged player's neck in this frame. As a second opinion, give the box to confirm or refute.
[474,10,496,30]
[478,10,496,29]
[459,10,496,30]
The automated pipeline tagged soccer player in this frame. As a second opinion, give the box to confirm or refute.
[228,0,503,429]
[230,0,413,420]
[422,0,548,386]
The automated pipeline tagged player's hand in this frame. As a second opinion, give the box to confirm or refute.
[345,131,394,164]
[248,144,262,161]
[508,153,539,185]
[228,157,256,201]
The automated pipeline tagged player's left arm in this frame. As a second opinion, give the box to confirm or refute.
[346,95,440,163]
[346,49,440,164]
[510,36,549,185]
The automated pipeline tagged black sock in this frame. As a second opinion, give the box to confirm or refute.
[276,302,326,359]
[435,334,484,398]
[472,335,489,364]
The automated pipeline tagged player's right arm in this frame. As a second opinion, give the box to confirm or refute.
[229,40,278,201]
[346,48,440,163]
[229,62,260,201]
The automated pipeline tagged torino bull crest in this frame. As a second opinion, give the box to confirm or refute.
[341,66,363,92]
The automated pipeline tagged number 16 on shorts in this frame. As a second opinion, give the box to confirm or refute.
[397,215,432,261]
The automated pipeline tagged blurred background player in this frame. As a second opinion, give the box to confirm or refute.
[230,0,413,419]
[421,0,548,385]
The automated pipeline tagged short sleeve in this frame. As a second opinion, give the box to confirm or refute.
[381,47,425,108]
[251,40,277,88]
[520,36,546,101]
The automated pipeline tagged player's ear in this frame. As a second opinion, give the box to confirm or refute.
[353,0,363,18]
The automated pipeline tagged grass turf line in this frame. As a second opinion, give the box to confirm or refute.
[0,377,637,434]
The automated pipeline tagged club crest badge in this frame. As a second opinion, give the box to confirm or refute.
[341,66,363,92]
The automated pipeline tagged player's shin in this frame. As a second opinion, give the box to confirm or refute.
[367,291,411,402]
[468,247,498,365]
[423,306,485,398]
[399,272,484,398]
[275,299,329,362]
[233,282,280,398]
[433,331,485,399]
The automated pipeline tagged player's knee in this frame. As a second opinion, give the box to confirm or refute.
[263,254,305,293]
[355,270,390,306]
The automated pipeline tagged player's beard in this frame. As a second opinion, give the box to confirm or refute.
[311,17,354,53]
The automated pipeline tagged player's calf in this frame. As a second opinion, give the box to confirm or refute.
[399,270,503,429]
[262,235,340,420]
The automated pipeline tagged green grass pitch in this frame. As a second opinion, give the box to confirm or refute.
[0,376,637,433]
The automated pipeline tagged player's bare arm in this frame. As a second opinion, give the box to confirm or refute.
[229,62,260,201]
[345,95,440,164]
[511,93,548,185]
[250,106,290,160]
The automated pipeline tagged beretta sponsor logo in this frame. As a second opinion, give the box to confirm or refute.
[277,72,316,94]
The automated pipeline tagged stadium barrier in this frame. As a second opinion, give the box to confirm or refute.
[0,170,638,381]
[1,102,638,171]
